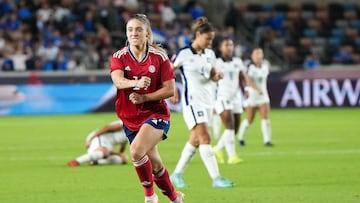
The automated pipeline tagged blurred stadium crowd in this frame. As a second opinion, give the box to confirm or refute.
[234,2,360,69]
[0,0,359,72]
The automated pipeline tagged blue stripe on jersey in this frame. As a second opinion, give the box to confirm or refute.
[215,82,219,99]
[190,105,198,124]
[179,66,189,105]
[128,45,149,62]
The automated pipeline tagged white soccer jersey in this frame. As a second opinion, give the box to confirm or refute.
[215,57,246,99]
[245,61,270,106]
[86,121,127,152]
[173,46,216,108]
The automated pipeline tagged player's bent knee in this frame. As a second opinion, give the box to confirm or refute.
[129,147,146,161]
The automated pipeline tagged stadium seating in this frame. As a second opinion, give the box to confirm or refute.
[235,2,360,69]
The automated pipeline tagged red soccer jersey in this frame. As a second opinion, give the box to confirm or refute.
[110,46,175,131]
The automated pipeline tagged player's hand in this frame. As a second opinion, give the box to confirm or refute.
[135,76,151,89]
[169,88,179,104]
[213,72,223,81]
[119,153,128,164]
[129,92,146,104]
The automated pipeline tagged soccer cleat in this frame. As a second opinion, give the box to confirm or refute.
[227,156,244,165]
[67,160,79,167]
[145,193,158,203]
[212,176,235,188]
[213,148,225,164]
[239,140,245,147]
[171,191,185,203]
[264,142,274,147]
[170,173,187,188]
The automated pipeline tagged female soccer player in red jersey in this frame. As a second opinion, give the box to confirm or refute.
[110,14,184,203]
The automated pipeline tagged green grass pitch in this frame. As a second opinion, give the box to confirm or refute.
[0,108,359,203]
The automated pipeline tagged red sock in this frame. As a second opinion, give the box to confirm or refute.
[133,155,154,196]
[153,167,177,201]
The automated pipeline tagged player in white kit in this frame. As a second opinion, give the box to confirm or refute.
[170,17,234,189]
[67,120,128,167]
[238,47,273,147]
[212,37,246,164]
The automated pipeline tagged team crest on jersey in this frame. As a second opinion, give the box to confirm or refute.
[125,66,131,71]
[197,111,204,117]
[148,65,155,73]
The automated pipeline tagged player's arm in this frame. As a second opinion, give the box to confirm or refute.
[246,75,262,95]
[210,67,223,82]
[119,142,127,153]
[168,84,180,104]
[239,71,246,91]
[129,79,175,104]
[86,122,123,147]
[169,63,180,103]
[111,69,150,90]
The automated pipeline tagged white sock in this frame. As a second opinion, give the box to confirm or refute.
[212,114,221,140]
[97,155,124,165]
[90,150,104,160]
[238,119,249,141]
[199,144,220,179]
[173,142,196,174]
[261,119,271,143]
[76,151,104,163]
[214,133,225,151]
[223,129,236,157]
[75,154,91,164]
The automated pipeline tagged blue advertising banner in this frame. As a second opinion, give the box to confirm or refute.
[0,83,116,115]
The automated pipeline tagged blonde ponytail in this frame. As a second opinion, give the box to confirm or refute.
[127,14,167,54]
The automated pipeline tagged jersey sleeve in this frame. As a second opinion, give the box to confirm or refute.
[234,58,245,76]
[215,58,222,71]
[247,64,255,77]
[172,49,184,69]
[209,50,217,67]
[161,59,176,82]
[110,50,125,73]
[263,60,270,76]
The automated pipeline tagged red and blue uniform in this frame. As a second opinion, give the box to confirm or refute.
[110,45,175,132]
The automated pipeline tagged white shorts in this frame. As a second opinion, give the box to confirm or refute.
[87,132,113,153]
[244,90,270,107]
[214,92,244,114]
[182,105,212,130]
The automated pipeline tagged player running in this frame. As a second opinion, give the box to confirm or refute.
[110,14,184,203]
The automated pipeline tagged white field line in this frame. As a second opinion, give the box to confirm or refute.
[241,149,360,156]
[0,149,360,161]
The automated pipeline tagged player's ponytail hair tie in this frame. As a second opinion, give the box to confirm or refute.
[191,16,215,39]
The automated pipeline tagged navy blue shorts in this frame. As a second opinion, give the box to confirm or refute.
[123,118,170,144]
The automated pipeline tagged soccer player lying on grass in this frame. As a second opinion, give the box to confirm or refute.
[67,120,128,167]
